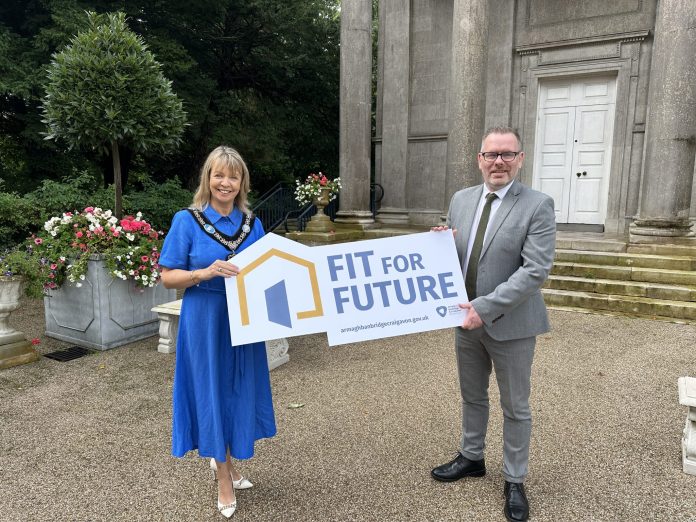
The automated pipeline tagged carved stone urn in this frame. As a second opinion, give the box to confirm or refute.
[305,187,334,232]
[0,276,39,370]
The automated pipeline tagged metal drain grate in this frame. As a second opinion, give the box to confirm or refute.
[43,345,94,362]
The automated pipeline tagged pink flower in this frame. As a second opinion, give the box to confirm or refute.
[320,178,327,186]
[84,207,94,213]
[112,230,120,237]
[50,264,57,270]
[141,255,149,262]
[48,282,57,289]
[34,238,43,245]
[48,273,55,279]
[76,231,83,238]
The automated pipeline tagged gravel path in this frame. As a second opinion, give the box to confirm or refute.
[1,298,695,521]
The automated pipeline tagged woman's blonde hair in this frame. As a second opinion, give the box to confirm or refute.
[191,146,251,213]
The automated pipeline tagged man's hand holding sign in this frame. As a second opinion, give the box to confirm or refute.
[224,231,467,346]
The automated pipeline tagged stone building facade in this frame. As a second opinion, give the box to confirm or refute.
[338,0,696,243]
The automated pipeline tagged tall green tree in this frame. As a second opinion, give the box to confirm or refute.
[1,1,341,198]
[42,11,186,216]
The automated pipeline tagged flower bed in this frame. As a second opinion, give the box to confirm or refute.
[13,207,163,297]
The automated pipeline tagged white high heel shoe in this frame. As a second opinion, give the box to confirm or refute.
[209,458,254,489]
[217,499,237,518]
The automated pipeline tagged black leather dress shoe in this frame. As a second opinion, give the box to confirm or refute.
[431,454,486,482]
[504,481,529,522]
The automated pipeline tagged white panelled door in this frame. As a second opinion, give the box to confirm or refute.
[533,76,616,224]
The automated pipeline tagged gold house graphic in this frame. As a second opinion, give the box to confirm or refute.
[236,248,324,327]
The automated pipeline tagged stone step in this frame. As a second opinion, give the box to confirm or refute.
[626,243,696,257]
[542,288,696,322]
[545,275,696,302]
[555,238,627,253]
[554,249,696,271]
[552,262,696,285]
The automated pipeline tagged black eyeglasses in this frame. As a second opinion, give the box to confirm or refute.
[479,151,522,162]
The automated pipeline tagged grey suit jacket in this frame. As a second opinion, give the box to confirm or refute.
[447,179,556,341]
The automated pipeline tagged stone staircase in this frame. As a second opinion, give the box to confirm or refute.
[544,234,696,324]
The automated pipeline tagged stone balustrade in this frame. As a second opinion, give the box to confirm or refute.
[678,376,696,475]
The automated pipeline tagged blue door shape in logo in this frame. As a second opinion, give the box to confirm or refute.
[265,280,292,327]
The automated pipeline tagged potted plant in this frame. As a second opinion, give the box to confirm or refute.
[294,172,341,232]
[15,207,174,350]
[0,250,39,369]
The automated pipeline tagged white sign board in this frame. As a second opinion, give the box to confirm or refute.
[224,232,467,346]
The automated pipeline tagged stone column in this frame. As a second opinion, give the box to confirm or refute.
[376,0,410,226]
[443,0,489,212]
[334,0,375,228]
[629,0,696,242]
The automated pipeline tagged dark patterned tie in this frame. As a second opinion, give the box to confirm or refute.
[465,192,498,300]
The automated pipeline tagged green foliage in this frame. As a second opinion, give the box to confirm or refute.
[23,170,112,222]
[0,187,40,250]
[123,177,194,231]
[0,173,193,254]
[2,1,341,196]
[42,11,186,155]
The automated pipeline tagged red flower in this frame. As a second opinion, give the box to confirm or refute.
[31,338,40,345]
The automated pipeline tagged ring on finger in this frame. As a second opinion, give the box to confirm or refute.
[217,267,222,272]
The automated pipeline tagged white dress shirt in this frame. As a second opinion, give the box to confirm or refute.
[463,182,514,276]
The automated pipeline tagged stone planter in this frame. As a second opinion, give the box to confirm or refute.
[44,255,175,350]
[0,276,39,369]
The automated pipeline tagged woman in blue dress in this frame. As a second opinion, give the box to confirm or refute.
[159,146,276,518]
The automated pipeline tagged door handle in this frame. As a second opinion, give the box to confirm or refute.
[582,171,587,176]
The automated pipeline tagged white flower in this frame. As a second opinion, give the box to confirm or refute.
[79,274,85,281]
[76,282,82,288]
[126,233,135,241]
[141,275,148,281]
[50,230,57,237]
[59,257,66,262]
[129,270,135,276]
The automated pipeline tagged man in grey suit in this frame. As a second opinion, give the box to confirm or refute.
[431,127,556,522]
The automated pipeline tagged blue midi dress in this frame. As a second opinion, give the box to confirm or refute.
[159,206,277,461]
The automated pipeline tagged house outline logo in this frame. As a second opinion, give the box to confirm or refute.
[236,248,323,326]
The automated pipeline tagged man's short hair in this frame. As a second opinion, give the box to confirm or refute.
[481,126,523,150]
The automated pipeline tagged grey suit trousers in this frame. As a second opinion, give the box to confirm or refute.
[455,326,536,483]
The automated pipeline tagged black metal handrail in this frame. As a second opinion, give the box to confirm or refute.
[259,181,386,233]
[251,183,297,232]
[371,182,384,217]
